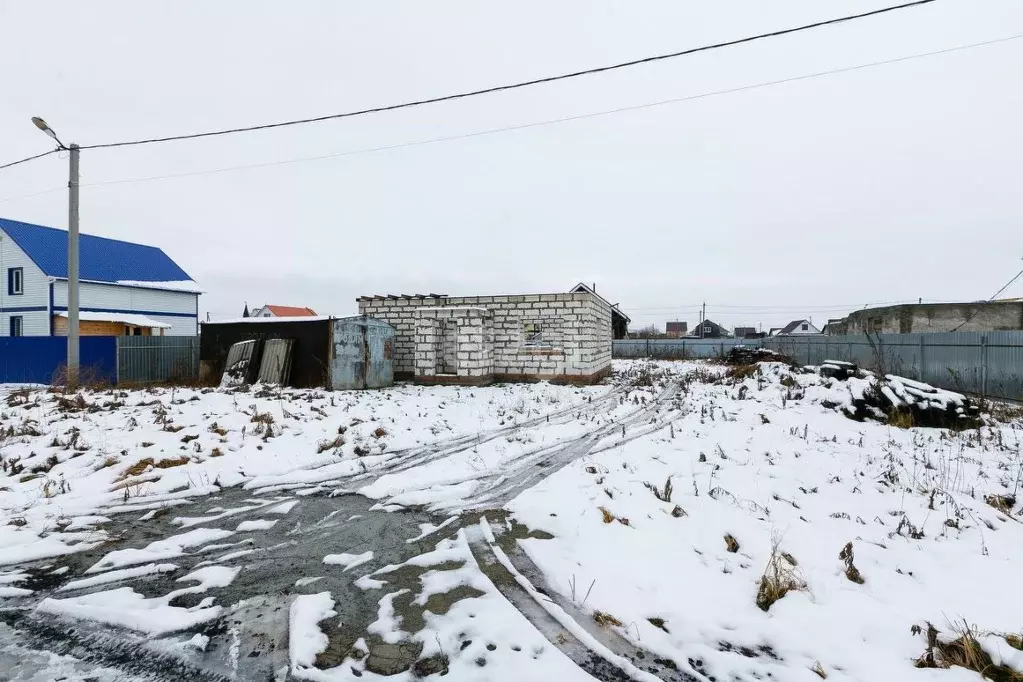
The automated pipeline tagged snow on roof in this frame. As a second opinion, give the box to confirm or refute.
[55,311,172,329]
[0,217,198,290]
[205,316,330,324]
[116,280,205,294]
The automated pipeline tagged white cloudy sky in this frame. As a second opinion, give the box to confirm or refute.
[1,1,1021,331]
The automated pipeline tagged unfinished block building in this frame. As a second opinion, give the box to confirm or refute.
[356,291,612,385]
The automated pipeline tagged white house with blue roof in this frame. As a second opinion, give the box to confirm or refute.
[0,218,200,337]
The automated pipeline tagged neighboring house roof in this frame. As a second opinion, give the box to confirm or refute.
[263,305,318,317]
[0,217,198,291]
[778,319,820,334]
[570,283,631,324]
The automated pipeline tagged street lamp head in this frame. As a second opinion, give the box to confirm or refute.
[31,116,65,147]
[31,116,56,137]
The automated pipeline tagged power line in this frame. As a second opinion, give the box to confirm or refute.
[950,262,1023,331]
[76,0,939,151]
[3,31,1017,204]
[0,148,59,171]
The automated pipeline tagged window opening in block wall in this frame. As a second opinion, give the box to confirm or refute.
[523,322,551,348]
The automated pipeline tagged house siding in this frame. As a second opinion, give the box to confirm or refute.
[52,281,198,336]
[0,228,50,336]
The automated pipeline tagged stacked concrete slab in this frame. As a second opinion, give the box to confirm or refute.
[357,291,611,385]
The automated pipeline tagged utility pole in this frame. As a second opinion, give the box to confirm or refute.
[67,144,80,387]
[701,302,706,338]
[32,117,79,387]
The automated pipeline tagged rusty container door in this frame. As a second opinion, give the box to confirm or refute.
[330,316,395,390]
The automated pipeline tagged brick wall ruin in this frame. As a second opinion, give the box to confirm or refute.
[356,292,612,384]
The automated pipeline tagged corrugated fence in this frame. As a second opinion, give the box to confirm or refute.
[613,331,1023,401]
[116,336,199,384]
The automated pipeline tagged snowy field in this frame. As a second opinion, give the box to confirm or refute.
[1,360,1021,681]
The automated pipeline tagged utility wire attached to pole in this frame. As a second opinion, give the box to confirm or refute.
[65,0,940,152]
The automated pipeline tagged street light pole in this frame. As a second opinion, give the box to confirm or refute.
[31,117,79,387]
[67,144,80,387]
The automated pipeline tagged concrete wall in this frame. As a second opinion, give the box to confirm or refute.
[414,307,494,384]
[357,291,612,383]
[840,302,1023,335]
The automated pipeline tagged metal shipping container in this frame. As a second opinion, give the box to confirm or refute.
[330,316,395,390]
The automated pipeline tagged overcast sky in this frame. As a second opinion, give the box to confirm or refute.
[2,1,1021,331]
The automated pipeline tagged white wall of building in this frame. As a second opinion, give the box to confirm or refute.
[52,281,198,336]
[0,229,50,336]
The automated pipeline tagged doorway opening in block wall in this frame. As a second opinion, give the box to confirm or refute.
[437,318,457,375]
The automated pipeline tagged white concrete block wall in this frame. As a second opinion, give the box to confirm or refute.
[358,292,611,381]
[0,229,50,336]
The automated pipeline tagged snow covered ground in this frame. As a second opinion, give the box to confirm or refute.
[1,360,1021,681]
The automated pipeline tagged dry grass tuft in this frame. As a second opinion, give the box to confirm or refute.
[839,542,865,584]
[985,494,1016,515]
[593,611,623,629]
[724,534,740,553]
[317,435,345,453]
[888,409,915,429]
[726,364,759,381]
[155,456,190,469]
[208,422,228,437]
[645,476,673,503]
[120,458,155,479]
[373,427,388,439]
[1005,634,1023,651]
[598,506,614,524]
[209,447,224,458]
[811,661,828,679]
[756,538,805,612]
[916,620,1023,681]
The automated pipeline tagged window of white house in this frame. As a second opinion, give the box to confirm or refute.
[523,322,549,347]
[7,267,23,296]
[9,316,23,337]
[801,323,808,331]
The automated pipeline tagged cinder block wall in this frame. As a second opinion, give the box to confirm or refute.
[357,292,611,383]
[844,302,1023,335]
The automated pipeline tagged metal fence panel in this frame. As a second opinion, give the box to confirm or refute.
[614,331,1023,401]
[117,336,199,384]
[0,337,116,384]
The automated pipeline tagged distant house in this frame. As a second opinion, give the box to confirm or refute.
[665,321,688,338]
[774,319,821,336]
[690,319,730,339]
[251,304,318,318]
[570,283,630,340]
[733,326,759,339]
[0,217,200,337]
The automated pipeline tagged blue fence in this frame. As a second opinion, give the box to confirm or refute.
[0,337,117,385]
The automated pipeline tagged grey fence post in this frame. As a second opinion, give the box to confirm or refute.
[806,337,811,365]
[720,341,724,358]
[981,334,989,398]
[115,336,121,386]
[682,338,686,359]
[824,336,829,362]
[919,335,925,383]
[646,339,650,359]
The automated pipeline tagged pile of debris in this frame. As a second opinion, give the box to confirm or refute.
[817,359,982,429]
[724,346,792,366]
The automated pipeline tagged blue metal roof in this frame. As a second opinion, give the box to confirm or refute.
[0,217,195,285]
